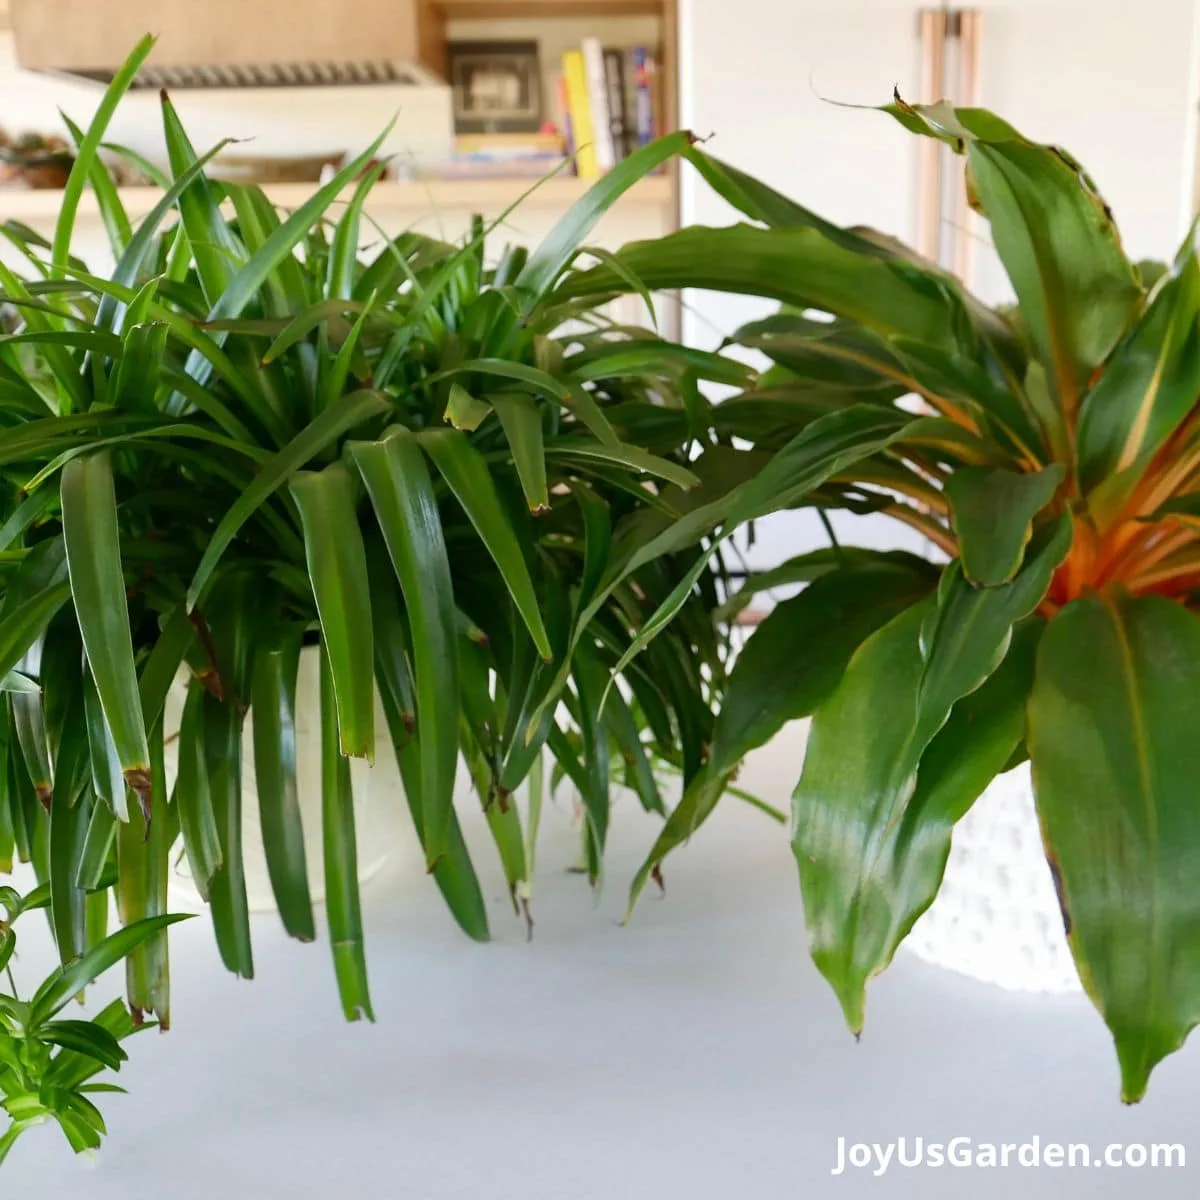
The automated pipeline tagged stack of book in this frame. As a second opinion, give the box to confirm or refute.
[424,131,569,181]
[557,41,665,180]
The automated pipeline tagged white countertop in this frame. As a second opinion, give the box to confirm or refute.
[5,733,1200,1198]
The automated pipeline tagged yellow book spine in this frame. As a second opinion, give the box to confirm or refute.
[562,50,600,180]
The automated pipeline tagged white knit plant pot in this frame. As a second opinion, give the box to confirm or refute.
[902,761,1083,995]
[162,645,412,915]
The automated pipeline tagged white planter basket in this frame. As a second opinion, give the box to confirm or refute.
[162,646,412,914]
[903,761,1082,995]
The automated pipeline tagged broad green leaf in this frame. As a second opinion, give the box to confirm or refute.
[290,464,375,759]
[60,453,150,807]
[715,558,939,772]
[29,913,188,1028]
[350,430,458,868]
[945,464,1065,586]
[793,520,1069,1032]
[557,224,960,348]
[491,393,548,513]
[187,388,391,609]
[319,646,373,1022]
[794,613,1042,1030]
[1076,222,1200,495]
[884,100,1142,413]
[916,516,1071,744]
[1029,590,1200,1103]
[625,557,936,918]
[419,428,551,660]
[252,634,314,942]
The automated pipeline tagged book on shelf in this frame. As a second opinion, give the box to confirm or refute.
[558,43,665,177]
[561,49,600,179]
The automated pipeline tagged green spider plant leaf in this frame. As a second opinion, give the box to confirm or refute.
[436,359,618,447]
[349,429,459,869]
[1028,590,1200,1103]
[368,541,489,941]
[173,683,222,902]
[1076,220,1200,497]
[110,322,168,413]
[252,632,314,942]
[187,388,391,609]
[419,428,551,660]
[49,748,91,968]
[793,607,1042,1034]
[28,913,189,1029]
[515,130,694,304]
[545,440,698,491]
[289,464,375,760]
[60,113,131,262]
[319,645,373,1022]
[490,393,549,513]
[160,94,247,306]
[83,668,127,821]
[945,464,1065,587]
[204,686,253,981]
[51,35,156,279]
[117,723,174,1027]
[36,1020,127,1073]
[444,383,492,432]
[570,648,610,884]
[60,453,151,816]
[75,799,116,892]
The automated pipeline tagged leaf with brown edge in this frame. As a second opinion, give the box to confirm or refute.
[1029,589,1200,1102]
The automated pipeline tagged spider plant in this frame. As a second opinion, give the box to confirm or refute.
[560,98,1200,1103]
[0,37,759,1038]
[0,880,183,1165]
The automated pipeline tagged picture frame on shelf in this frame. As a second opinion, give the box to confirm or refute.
[447,40,542,134]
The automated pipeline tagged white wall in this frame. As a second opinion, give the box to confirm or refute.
[679,0,1200,570]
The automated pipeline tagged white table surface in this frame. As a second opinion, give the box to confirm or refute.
[5,733,1199,1198]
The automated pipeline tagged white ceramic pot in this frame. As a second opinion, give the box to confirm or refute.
[162,646,413,914]
[903,761,1082,994]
